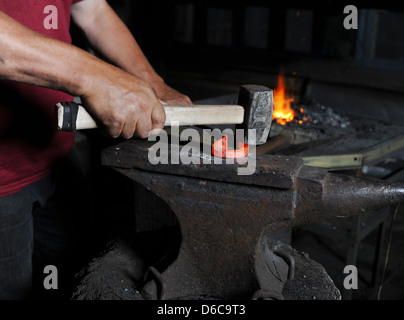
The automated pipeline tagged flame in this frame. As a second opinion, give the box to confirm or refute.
[212,135,248,159]
[273,72,295,125]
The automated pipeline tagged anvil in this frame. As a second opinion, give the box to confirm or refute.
[101,138,404,300]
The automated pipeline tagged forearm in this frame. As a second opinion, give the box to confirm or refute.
[72,1,192,105]
[71,0,164,89]
[0,10,120,98]
[0,9,165,139]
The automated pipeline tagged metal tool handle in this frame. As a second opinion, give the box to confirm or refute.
[55,102,94,131]
[55,101,245,131]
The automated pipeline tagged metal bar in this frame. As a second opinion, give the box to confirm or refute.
[302,153,363,170]
[301,135,404,171]
[362,135,404,165]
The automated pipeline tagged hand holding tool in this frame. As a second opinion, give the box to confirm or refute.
[55,84,273,145]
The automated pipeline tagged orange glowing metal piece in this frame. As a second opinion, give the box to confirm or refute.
[212,135,248,159]
[273,72,295,125]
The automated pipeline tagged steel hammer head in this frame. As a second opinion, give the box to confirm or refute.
[236,84,273,145]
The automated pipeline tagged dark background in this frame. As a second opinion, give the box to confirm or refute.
[72,1,404,107]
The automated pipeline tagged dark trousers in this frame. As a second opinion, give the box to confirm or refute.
[0,147,93,300]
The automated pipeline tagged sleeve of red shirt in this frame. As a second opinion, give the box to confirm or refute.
[0,0,83,197]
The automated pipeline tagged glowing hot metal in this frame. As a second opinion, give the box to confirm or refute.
[212,135,249,159]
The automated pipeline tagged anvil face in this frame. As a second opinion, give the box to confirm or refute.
[101,138,302,189]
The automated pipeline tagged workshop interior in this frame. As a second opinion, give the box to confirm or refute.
[68,1,404,300]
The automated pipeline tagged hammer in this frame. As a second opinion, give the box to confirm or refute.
[56,84,273,145]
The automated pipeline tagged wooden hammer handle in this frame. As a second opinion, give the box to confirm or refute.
[55,101,244,131]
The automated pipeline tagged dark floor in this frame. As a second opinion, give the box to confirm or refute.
[291,205,404,300]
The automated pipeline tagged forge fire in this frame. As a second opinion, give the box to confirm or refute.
[273,72,296,125]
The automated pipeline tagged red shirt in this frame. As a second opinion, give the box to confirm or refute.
[0,0,83,197]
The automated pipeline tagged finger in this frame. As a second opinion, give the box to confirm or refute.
[163,95,193,106]
[180,95,193,105]
[120,119,137,139]
[101,119,123,139]
[149,127,164,137]
[134,116,153,139]
[151,101,166,131]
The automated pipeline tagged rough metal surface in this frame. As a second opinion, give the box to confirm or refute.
[236,84,273,145]
[71,237,341,300]
[72,239,145,300]
[101,139,302,189]
[119,168,294,299]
